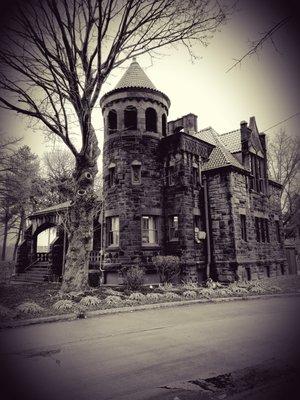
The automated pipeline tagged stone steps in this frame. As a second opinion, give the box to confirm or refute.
[12,261,51,283]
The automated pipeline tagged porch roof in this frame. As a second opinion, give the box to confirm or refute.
[29,201,71,218]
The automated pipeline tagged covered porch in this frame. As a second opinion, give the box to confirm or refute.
[15,202,102,284]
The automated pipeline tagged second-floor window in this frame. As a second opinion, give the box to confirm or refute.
[131,161,141,184]
[249,154,266,193]
[108,164,115,187]
[169,215,179,241]
[255,217,270,243]
[240,214,247,241]
[166,165,175,186]
[142,216,158,245]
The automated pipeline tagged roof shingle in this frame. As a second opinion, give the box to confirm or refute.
[114,58,156,90]
[195,127,244,171]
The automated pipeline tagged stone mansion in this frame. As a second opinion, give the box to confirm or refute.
[15,59,286,285]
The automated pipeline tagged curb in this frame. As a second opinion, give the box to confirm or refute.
[1,292,300,330]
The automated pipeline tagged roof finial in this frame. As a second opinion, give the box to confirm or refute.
[132,56,137,62]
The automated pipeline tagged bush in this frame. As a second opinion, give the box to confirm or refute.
[181,280,199,291]
[80,296,101,307]
[104,295,122,306]
[128,292,145,302]
[16,302,44,314]
[0,305,13,318]
[104,288,122,297]
[158,282,174,292]
[182,290,197,299]
[52,299,75,311]
[122,266,145,291]
[153,256,180,284]
[145,293,162,302]
[163,292,181,301]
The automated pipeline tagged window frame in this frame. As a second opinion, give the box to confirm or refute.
[240,214,247,241]
[131,160,142,185]
[106,216,119,247]
[168,215,179,241]
[124,105,137,130]
[141,216,158,245]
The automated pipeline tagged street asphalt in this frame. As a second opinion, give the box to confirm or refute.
[0,296,299,400]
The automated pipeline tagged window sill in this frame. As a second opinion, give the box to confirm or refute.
[106,245,119,250]
[141,244,160,248]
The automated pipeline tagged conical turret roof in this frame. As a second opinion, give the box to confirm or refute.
[114,58,156,90]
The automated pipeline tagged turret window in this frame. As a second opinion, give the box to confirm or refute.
[108,163,116,187]
[131,160,141,184]
[124,106,137,130]
[145,107,157,132]
[162,113,167,137]
[108,109,117,133]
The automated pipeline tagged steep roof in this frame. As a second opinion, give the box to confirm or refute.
[114,58,156,90]
[195,127,244,172]
[248,116,265,155]
[219,129,241,153]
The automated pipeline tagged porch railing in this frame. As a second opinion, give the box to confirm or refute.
[89,251,101,268]
[36,252,50,262]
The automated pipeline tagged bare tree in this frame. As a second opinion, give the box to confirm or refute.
[0,0,229,291]
[268,129,300,230]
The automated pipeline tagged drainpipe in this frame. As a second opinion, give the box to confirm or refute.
[99,202,105,285]
[203,175,211,279]
[61,228,67,277]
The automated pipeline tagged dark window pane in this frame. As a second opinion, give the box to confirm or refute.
[145,108,157,132]
[124,106,137,130]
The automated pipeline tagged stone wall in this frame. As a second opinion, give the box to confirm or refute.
[205,170,237,282]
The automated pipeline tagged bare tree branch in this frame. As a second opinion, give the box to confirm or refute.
[226,15,292,73]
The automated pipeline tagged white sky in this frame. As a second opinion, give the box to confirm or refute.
[1,0,299,160]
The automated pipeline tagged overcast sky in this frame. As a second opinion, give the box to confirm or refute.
[1,0,299,158]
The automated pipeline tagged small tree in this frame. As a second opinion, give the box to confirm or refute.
[122,266,145,292]
[153,255,180,284]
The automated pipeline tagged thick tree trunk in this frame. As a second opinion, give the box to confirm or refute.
[1,208,9,261]
[60,126,100,293]
[13,210,25,261]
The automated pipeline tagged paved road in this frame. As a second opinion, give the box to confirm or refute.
[0,297,299,400]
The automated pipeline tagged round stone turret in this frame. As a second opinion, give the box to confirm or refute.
[100,59,170,284]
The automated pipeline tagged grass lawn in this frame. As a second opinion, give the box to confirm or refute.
[0,275,299,323]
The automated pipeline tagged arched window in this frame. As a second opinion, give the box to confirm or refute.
[162,113,167,137]
[124,106,137,130]
[108,109,117,133]
[145,107,157,132]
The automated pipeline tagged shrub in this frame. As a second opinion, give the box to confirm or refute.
[146,293,162,302]
[163,292,181,301]
[229,285,248,295]
[158,282,174,292]
[0,305,13,318]
[128,292,145,302]
[80,296,101,307]
[153,256,180,284]
[181,280,199,291]
[104,288,122,297]
[182,290,197,299]
[105,295,122,306]
[122,266,145,291]
[52,300,75,311]
[16,302,44,314]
